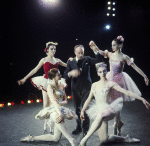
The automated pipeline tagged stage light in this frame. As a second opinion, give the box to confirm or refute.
[39,0,60,8]
[36,99,40,103]
[108,7,111,10]
[21,101,24,104]
[108,1,111,5]
[107,13,110,16]
[27,100,31,104]
[112,8,115,11]
[112,14,115,16]
[39,99,43,102]
[0,103,4,107]
[105,25,111,30]
[11,102,15,106]
[7,102,11,106]
[113,2,116,5]
[31,100,34,103]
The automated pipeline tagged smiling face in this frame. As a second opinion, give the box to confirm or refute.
[47,45,56,56]
[74,46,84,60]
[111,40,122,52]
[97,67,107,78]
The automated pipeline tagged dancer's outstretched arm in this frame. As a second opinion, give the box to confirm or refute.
[112,82,150,109]
[89,40,112,58]
[56,58,67,67]
[17,58,44,85]
[124,55,149,86]
[47,84,64,123]
[80,84,94,121]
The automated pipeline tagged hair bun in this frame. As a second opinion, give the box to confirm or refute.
[117,36,124,42]
[46,42,58,48]
[95,62,107,71]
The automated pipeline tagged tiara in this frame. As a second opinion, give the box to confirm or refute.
[95,62,107,68]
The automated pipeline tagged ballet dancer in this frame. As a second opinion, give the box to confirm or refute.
[79,62,150,146]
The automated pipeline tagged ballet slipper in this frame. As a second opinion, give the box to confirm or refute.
[20,135,34,142]
[125,135,140,143]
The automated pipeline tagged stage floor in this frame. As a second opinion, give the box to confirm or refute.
[0,99,150,146]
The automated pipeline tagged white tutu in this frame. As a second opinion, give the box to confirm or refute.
[86,97,123,120]
[35,106,78,120]
[106,72,141,103]
[30,75,67,92]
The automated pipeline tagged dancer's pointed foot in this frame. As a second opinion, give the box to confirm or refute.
[125,135,140,143]
[79,139,87,146]
[20,135,34,142]
[113,122,117,135]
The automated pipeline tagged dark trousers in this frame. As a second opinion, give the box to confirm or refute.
[72,90,90,132]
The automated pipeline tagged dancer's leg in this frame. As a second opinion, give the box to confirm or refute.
[97,121,108,142]
[42,90,49,131]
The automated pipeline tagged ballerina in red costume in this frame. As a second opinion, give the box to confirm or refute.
[17,41,67,133]
[89,36,149,136]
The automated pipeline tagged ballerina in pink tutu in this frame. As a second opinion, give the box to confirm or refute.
[89,36,149,135]
[17,41,67,133]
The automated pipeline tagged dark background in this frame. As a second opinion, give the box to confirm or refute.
[4,0,150,104]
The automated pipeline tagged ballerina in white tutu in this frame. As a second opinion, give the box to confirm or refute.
[79,62,150,146]
[20,68,77,146]
[89,36,149,135]
[17,41,67,133]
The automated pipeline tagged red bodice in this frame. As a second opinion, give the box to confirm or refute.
[43,62,59,79]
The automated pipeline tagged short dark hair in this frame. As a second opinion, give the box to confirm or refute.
[48,68,59,79]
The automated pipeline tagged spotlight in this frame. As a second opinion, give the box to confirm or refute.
[11,102,15,106]
[0,103,4,107]
[21,101,24,104]
[108,7,111,10]
[107,13,110,16]
[105,25,111,30]
[108,1,111,5]
[39,99,43,102]
[113,2,116,5]
[112,8,115,11]
[67,96,71,99]
[112,14,115,16]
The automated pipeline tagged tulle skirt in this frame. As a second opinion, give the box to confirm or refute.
[106,72,141,103]
[35,106,78,121]
[30,75,67,92]
[86,97,123,120]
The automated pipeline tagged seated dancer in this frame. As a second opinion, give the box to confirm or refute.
[20,68,77,146]
[17,42,67,133]
[79,62,150,146]
[89,36,149,135]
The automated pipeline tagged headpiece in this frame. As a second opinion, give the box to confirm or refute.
[44,41,58,52]
[117,35,124,42]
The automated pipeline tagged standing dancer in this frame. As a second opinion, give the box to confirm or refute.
[17,42,67,133]
[79,62,150,146]
[20,68,77,146]
[89,36,149,135]
[63,44,102,137]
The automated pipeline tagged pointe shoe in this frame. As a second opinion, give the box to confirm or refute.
[125,135,140,143]
[20,135,34,142]
[113,122,117,135]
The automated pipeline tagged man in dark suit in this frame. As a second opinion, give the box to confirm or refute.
[63,44,103,137]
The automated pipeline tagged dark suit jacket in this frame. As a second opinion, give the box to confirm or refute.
[63,53,102,93]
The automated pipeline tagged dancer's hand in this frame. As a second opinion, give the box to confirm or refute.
[144,77,149,86]
[69,69,80,78]
[56,114,64,124]
[89,40,99,52]
[142,99,150,109]
[68,57,74,61]
[80,111,85,121]
[17,78,26,85]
